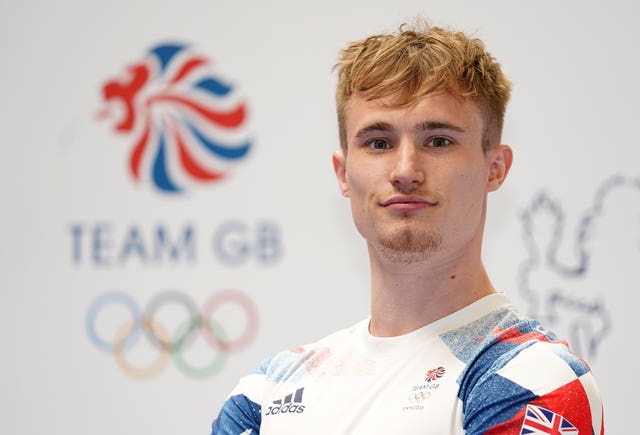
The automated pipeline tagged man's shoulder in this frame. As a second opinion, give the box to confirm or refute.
[458,304,590,382]
[472,305,588,373]
[251,319,368,382]
[456,307,603,434]
[450,297,594,398]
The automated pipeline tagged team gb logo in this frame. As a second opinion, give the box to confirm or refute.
[98,43,252,194]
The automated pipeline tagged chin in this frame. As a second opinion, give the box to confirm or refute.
[376,228,442,264]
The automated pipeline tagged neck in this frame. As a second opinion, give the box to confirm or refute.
[367,236,495,337]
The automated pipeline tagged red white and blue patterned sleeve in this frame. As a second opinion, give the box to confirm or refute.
[211,358,273,435]
[461,337,604,434]
[211,393,262,435]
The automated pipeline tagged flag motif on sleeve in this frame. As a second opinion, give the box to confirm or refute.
[520,404,578,434]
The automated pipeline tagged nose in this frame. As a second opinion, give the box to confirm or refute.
[389,141,424,192]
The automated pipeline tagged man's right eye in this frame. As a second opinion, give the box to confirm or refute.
[368,139,390,150]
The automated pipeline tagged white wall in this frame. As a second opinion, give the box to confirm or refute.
[1,1,637,433]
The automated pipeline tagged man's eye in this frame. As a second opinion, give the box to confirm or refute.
[427,137,451,148]
[369,139,390,150]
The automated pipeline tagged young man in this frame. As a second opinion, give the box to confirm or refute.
[211,23,604,434]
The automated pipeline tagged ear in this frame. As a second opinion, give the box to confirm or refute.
[486,144,513,192]
[332,150,349,197]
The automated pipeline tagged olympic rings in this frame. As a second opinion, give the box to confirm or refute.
[201,289,259,352]
[114,318,171,379]
[144,290,199,353]
[86,290,141,352]
[173,318,229,378]
[85,289,259,379]
[407,391,431,403]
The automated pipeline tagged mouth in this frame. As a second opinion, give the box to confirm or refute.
[379,195,438,212]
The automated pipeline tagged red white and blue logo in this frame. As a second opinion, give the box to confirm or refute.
[424,366,446,382]
[520,404,578,434]
[98,43,252,193]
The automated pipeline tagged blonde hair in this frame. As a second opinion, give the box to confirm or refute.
[334,22,511,152]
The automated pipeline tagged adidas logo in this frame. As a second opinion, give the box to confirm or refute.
[265,387,306,416]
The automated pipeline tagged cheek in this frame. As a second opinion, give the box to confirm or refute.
[346,175,371,213]
[345,162,370,198]
[456,157,489,187]
[345,165,381,222]
[448,163,489,210]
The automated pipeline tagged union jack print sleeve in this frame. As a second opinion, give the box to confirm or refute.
[459,335,604,434]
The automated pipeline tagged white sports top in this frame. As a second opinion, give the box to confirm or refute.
[212,294,603,434]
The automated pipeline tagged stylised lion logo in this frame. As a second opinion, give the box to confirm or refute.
[98,43,252,193]
[519,175,640,359]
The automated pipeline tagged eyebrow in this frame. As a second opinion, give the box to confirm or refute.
[413,121,465,134]
[354,121,394,140]
[354,120,466,141]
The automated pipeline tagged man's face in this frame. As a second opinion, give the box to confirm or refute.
[333,91,511,263]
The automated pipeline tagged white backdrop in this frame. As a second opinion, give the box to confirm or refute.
[1,1,638,433]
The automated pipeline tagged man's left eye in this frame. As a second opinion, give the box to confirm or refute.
[427,137,451,148]
[369,139,391,150]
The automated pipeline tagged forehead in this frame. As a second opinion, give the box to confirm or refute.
[344,91,486,143]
